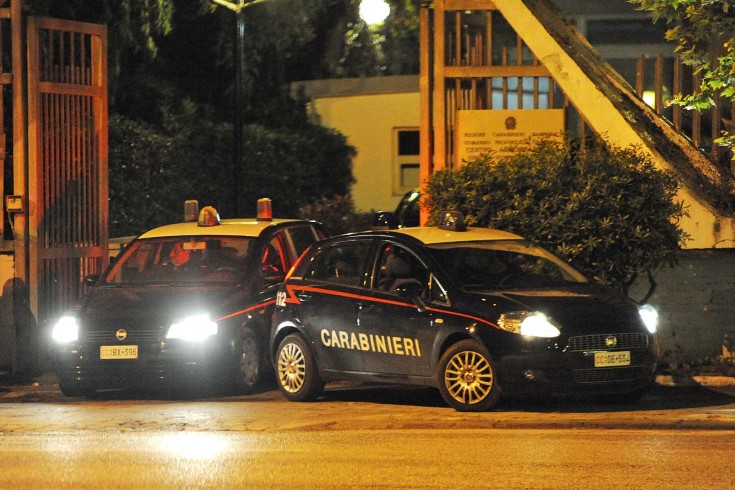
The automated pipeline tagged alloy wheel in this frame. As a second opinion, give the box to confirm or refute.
[278,341,306,393]
[443,350,494,405]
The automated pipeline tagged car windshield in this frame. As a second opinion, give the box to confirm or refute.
[427,240,588,290]
[104,236,255,285]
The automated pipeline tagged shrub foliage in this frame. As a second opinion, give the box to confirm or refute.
[299,194,374,235]
[424,138,689,294]
[109,105,355,237]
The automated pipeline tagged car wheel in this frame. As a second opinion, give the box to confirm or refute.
[275,333,324,402]
[233,328,264,394]
[437,340,501,412]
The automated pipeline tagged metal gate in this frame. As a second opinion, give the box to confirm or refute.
[26,16,108,333]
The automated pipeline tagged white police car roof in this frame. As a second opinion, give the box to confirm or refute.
[138,218,301,239]
[394,226,523,245]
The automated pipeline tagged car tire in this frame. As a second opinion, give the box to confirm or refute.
[275,333,324,402]
[437,340,501,412]
[232,327,265,394]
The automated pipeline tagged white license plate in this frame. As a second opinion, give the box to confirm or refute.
[100,345,138,360]
[594,351,630,367]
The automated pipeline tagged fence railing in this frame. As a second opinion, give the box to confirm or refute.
[635,53,734,171]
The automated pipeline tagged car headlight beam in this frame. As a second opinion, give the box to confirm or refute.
[498,311,561,338]
[638,304,658,334]
[52,315,79,343]
[166,314,218,342]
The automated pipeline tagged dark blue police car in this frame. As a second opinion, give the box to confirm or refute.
[271,212,659,411]
[51,200,326,397]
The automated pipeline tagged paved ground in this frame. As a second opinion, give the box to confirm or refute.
[3,369,734,396]
[1,370,735,432]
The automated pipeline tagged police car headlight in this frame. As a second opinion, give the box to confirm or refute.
[498,311,561,338]
[166,314,218,341]
[638,304,658,334]
[52,315,79,343]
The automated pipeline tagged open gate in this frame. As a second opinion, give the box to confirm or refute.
[23,16,108,363]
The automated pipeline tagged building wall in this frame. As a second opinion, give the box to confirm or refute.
[312,92,421,212]
[296,76,420,213]
[629,249,735,365]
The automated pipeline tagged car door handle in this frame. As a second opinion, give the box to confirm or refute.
[296,292,312,302]
[358,301,377,311]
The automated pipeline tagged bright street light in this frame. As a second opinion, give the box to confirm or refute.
[359,0,390,25]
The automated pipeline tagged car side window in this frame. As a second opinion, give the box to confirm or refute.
[374,244,430,296]
[305,240,371,287]
[287,225,325,260]
[261,233,289,282]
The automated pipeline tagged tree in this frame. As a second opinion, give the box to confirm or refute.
[424,138,689,297]
[24,0,360,235]
[108,102,356,237]
[27,0,175,102]
[378,0,421,75]
[630,0,735,156]
[205,0,386,108]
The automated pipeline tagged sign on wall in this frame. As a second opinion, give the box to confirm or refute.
[456,109,565,164]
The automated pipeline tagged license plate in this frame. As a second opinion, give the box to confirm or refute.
[100,345,138,360]
[594,351,630,367]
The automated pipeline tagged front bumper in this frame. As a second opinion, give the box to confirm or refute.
[53,337,234,390]
[493,334,658,397]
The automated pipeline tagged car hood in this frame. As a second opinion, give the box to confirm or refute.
[468,284,644,333]
[80,284,240,327]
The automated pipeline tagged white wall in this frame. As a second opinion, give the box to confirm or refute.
[312,92,420,212]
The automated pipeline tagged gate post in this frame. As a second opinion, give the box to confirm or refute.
[10,0,29,374]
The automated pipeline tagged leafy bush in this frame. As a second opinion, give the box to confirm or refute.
[109,102,356,236]
[108,114,180,237]
[299,195,374,235]
[241,123,356,218]
[108,108,236,237]
[425,137,689,294]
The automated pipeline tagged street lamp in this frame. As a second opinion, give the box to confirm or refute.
[359,0,390,25]
[210,0,271,215]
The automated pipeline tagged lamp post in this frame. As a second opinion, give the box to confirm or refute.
[210,0,270,215]
[212,0,388,214]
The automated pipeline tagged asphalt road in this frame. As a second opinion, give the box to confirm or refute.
[2,428,734,489]
[1,373,735,488]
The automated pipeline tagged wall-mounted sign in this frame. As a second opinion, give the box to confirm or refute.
[456,109,565,164]
[5,195,23,212]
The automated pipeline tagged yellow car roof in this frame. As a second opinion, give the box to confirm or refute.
[138,218,300,239]
[393,226,523,245]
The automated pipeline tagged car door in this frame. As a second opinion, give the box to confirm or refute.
[291,239,373,374]
[284,224,327,262]
[357,241,438,377]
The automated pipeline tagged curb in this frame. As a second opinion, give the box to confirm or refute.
[656,374,735,388]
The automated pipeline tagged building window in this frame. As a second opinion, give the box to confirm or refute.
[393,128,420,195]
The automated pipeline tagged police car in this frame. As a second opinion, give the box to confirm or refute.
[271,211,659,411]
[52,199,326,397]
